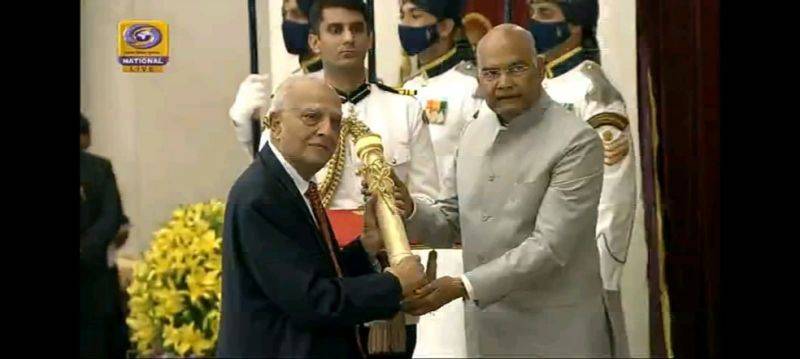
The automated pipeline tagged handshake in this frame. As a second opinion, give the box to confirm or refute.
[385,253,469,317]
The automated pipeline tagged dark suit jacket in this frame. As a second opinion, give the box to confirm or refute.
[80,150,127,358]
[217,144,403,358]
[80,150,123,271]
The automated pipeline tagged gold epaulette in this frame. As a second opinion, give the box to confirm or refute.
[587,112,629,131]
[373,82,417,96]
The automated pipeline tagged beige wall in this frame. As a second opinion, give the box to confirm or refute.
[80,0,269,257]
[373,0,403,85]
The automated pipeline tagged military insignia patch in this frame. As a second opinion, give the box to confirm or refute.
[424,99,447,125]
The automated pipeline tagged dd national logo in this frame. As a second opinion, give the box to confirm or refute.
[118,20,169,73]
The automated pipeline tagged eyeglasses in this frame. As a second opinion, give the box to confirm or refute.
[263,107,342,131]
[478,63,532,82]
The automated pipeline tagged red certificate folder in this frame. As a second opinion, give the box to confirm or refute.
[326,209,364,247]
[326,209,423,247]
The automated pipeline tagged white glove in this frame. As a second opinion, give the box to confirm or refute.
[228,74,270,154]
[229,74,271,124]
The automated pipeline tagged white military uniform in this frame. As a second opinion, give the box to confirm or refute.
[403,46,482,199]
[542,48,636,357]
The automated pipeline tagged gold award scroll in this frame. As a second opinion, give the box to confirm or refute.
[355,134,413,266]
[355,133,415,355]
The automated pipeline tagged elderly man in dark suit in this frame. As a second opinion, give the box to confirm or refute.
[217,75,427,358]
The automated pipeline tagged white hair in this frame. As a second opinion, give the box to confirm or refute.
[268,75,324,114]
[265,75,332,127]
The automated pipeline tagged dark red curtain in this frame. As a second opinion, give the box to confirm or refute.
[636,0,720,357]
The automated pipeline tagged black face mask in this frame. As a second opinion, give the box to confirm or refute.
[528,19,571,54]
[282,20,310,55]
[398,23,439,55]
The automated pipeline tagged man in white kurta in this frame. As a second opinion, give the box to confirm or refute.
[399,24,612,357]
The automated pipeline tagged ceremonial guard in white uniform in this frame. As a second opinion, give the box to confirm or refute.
[399,0,482,199]
[529,0,636,356]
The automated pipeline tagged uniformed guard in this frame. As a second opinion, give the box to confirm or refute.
[528,1,636,357]
[228,0,323,157]
[399,0,482,199]
[284,0,324,75]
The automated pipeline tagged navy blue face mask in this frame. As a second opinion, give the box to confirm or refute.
[528,20,571,54]
[282,20,310,55]
[398,23,439,55]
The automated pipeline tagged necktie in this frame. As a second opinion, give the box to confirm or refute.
[305,182,343,277]
[306,182,367,358]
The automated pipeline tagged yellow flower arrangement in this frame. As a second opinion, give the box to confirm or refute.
[126,200,224,357]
